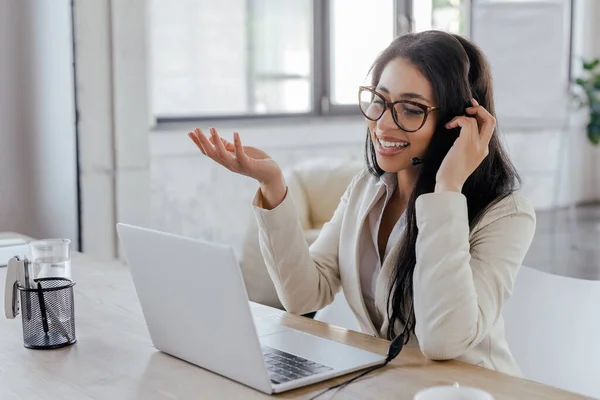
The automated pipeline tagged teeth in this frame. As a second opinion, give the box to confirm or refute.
[378,138,409,148]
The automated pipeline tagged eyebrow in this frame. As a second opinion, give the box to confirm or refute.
[377,85,432,104]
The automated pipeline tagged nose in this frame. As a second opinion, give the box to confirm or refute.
[377,105,397,131]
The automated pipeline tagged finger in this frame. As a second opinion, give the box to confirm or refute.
[194,128,239,171]
[470,117,479,142]
[210,127,240,169]
[465,104,492,123]
[445,116,475,130]
[233,132,251,167]
[193,128,214,156]
[208,135,236,152]
[188,132,206,155]
[466,104,495,143]
[194,128,222,162]
[445,116,480,144]
[209,128,233,159]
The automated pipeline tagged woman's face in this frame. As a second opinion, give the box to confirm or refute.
[367,57,437,173]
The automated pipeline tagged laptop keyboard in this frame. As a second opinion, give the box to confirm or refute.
[262,346,333,384]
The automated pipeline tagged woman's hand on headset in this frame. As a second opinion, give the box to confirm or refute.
[435,99,495,193]
[188,127,287,210]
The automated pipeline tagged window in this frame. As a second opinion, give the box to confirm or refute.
[148,0,470,122]
[329,0,395,106]
[149,0,398,121]
[413,0,470,35]
[250,1,313,115]
[149,0,312,119]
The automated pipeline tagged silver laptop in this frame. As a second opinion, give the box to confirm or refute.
[116,223,385,394]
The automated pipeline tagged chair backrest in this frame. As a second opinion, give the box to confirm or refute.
[286,158,364,230]
[503,266,600,399]
[314,291,362,332]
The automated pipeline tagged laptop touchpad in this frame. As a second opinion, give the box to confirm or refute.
[255,320,292,337]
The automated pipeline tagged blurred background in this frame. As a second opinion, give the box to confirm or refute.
[1,0,599,279]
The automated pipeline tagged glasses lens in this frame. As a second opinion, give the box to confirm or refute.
[359,89,385,121]
[393,102,427,131]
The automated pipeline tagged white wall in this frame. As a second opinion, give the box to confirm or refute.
[72,0,151,260]
[0,1,33,236]
[574,0,600,61]
[72,0,116,259]
[0,0,79,245]
[472,0,571,128]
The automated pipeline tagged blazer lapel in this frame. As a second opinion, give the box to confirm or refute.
[345,180,386,336]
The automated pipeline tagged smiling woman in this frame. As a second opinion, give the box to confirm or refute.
[187,30,536,377]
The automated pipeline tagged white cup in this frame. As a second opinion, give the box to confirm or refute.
[414,385,494,400]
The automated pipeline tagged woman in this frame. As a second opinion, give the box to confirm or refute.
[188,30,536,376]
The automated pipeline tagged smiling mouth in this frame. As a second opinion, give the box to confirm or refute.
[374,136,411,156]
[377,138,410,148]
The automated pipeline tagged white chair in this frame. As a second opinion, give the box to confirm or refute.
[503,266,600,399]
[314,291,362,332]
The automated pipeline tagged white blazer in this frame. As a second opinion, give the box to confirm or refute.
[252,169,536,376]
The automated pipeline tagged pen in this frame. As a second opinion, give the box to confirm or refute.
[23,258,32,320]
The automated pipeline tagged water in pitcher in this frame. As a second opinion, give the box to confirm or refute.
[33,256,72,280]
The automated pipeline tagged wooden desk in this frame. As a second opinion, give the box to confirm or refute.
[0,233,590,399]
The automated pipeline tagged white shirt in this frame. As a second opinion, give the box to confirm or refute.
[358,173,406,328]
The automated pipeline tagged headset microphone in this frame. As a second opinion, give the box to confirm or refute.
[411,157,424,166]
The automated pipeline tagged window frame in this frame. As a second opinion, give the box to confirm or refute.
[153,0,410,126]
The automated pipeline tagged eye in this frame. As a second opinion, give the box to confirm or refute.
[373,99,385,105]
[402,107,424,116]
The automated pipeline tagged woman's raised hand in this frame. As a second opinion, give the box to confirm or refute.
[188,127,287,209]
[436,99,495,193]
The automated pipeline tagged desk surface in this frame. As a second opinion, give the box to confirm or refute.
[0,233,589,400]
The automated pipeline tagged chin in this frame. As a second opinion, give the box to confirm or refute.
[375,154,413,173]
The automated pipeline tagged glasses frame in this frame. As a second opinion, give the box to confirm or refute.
[358,86,437,132]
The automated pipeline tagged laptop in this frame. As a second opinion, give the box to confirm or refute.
[116,223,385,394]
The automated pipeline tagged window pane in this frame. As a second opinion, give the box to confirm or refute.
[254,79,311,114]
[149,0,312,119]
[253,1,312,78]
[330,0,395,105]
[413,0,469,35]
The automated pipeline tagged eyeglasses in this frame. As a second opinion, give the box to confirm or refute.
[358,86,437,132]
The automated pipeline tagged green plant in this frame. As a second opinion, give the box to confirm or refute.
[574,58,600,145]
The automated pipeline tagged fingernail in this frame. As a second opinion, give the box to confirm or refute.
[472,98,479,105]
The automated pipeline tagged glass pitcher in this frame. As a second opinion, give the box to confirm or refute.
[30,239,72,280]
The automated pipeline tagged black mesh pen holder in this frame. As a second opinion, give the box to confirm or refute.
[17,277,77,349]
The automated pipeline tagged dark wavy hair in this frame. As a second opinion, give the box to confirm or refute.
[364,31,521,341]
